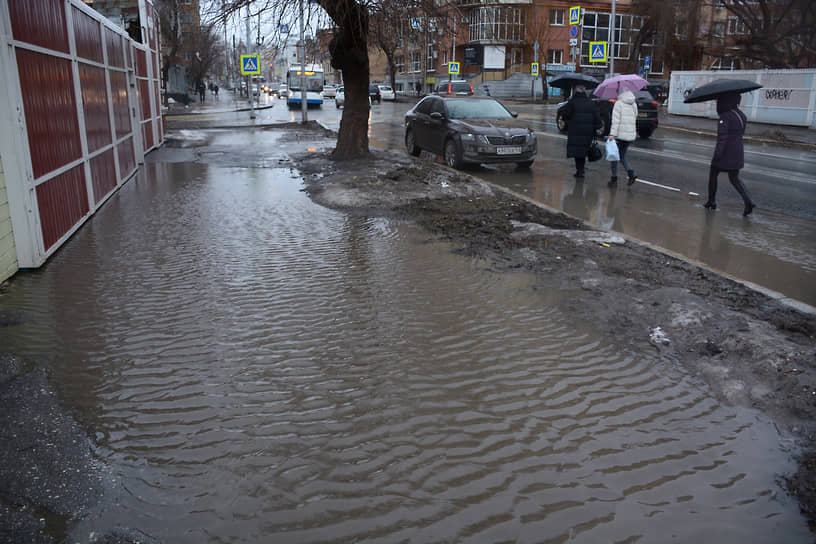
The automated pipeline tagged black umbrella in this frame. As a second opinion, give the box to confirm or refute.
[549,72,600,90]
[683,79,762,103]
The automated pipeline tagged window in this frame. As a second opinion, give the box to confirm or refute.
[442,50,449,66]
[395,55,405,74]
[547,49,562,64]
[427,45,435,71]
[727,16,747,35]
[511,48,522,66]
[469,7,525,42]
[180,13,193,25]
[411,51,421,72]
[550,9,564,26]
[580,10,648,66]
[712,22,725,38]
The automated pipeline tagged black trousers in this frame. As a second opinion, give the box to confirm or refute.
[708,165,753,206]
[574,157,586,175]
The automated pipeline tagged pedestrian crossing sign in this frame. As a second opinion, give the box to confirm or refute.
[411,17,421,30]
[569,7,581,25]
[448,62,460,75]
[589,41,607,63]
[240,55,261,75]
[531,62,539,76]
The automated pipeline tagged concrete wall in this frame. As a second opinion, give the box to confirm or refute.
[668,70,816,128]
[0,157,19,283]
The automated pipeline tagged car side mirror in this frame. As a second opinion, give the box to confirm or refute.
[430,112,444,120]
[510,111,519,118]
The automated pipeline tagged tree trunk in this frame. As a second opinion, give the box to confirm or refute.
[323,0,370,159]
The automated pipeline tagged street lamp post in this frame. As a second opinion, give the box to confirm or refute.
[608,0,616,75]
[299,0,308,123]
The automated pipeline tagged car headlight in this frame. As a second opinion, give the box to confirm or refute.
[527,131,537,144]
[460,133,475,141]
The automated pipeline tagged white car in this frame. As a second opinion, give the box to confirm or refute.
[378,85,396,101]
[322,84,338,99]
[335,86,371,109]
[278,84,288,98]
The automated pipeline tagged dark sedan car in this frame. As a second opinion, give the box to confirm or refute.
[405,96,537,169]
[368,84,382,103]
[556,90,659,138]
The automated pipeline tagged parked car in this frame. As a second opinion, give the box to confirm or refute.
[251,84,260,97]
[368,84,382,103]
[322,84,338,99]
[434,80,474,96]
[555,90,659,139]
[645,82,668,104]
[278,84,288,98]
[336,86,371,109]
[404,96,537,169]
[378,85,396,101]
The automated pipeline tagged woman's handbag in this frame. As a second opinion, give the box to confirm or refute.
[605,139,620,161]
[587,139,603,162]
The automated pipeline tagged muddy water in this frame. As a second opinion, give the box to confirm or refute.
[0,147,810,542]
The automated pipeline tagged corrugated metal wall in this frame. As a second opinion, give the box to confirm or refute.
[0,0,163,268]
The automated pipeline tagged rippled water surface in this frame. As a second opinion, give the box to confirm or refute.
[0,148,810,542]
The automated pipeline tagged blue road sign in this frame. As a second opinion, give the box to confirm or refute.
[448,62,460,75]
[644,55,651,70]
[569,7,581,25]
[240,55,261,75]
[280,24,289,34]
[589,41,607,63]
[411,18,421,30]
[569,25,578,39]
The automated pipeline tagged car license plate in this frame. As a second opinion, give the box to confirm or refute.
[638,112,648,118]
[496,146,522,155]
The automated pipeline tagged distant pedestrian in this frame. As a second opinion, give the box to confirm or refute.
[213,84,219,98]
[198,81,206,102]
[563,85,602,179]
[704,92,754,216]
[607,89,638,186]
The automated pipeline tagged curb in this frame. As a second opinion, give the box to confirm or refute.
[472,176,816,316]
[164,103,276,118]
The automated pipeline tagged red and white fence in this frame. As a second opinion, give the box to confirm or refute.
[0,0,163,271]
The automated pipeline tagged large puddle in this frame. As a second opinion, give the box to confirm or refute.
[0,138,810,542]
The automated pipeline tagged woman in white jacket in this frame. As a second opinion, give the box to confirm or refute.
[608,90,638,186]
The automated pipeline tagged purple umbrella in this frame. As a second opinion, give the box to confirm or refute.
[592,74,648,99]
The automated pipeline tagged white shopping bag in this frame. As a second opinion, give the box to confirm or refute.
[605,139,620,161]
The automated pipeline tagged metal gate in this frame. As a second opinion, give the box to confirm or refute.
[0,0,163,271]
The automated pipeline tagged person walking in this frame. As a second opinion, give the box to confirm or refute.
[607,89,638,186]
[197,81,206,103]
[563,85,602,179]
[704,92,755,216]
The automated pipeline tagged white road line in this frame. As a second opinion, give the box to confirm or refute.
[634,178,681,192]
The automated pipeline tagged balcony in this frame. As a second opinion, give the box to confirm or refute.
[467,6,527,44]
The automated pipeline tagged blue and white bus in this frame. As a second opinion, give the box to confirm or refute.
[286,64,324,108]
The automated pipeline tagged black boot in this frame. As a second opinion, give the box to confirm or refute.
[730,177,754,216]
[608,176,617,186]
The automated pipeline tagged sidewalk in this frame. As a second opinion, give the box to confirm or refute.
[163,88,274,116]
[656,108,816,149]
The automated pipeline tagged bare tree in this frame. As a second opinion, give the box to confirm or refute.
[725,0,816,68]
[185,24,224,85]
[631,0,706,71]
[156,0,182,105]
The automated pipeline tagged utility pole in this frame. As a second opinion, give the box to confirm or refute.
[299,0,308,122]
[608,0,616,75]
[223,0,228,88]
[246,5,255,119]
[450,16,455,87]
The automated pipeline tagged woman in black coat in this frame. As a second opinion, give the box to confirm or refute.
[704,92,754,215]
[563,85,602,178]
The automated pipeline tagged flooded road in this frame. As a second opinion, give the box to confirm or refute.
[1,130,810,542]
[237,98,816,306]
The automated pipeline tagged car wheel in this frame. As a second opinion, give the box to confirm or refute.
[444,138,463,169]
[638,127,655,139]
[405,129,421,156]
[516,159,534,169]
[556,113,567,133]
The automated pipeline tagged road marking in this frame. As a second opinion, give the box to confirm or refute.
[633,178,681,192]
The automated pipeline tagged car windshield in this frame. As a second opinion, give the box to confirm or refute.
[445,99,511,120]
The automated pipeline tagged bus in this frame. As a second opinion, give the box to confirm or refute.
[286,64,324,108]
